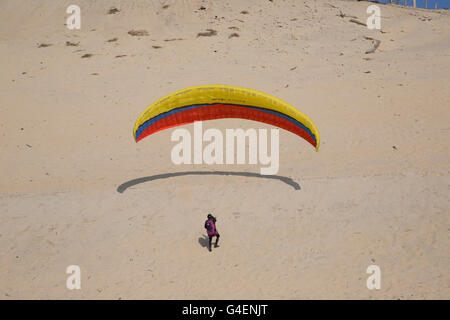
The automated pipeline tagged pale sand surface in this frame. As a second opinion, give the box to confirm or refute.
[0,0,449,299]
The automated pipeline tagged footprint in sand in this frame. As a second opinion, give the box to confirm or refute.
[108,7,120,14]
[37,43,52,48]
[128,30,149,37]
[65,41,79,47]
[197,29,217,37]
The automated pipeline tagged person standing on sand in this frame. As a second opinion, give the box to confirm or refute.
[204,213,220,252]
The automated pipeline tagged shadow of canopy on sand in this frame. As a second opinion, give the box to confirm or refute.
[116,171,301,193]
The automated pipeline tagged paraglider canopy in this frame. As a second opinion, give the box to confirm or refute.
[133,84,320,151]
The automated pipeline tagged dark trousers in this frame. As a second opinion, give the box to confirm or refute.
[208,233,220,248]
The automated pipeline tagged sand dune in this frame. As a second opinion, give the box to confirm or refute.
[0,0,449,299]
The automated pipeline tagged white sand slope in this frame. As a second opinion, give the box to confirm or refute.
[0,0,449,299]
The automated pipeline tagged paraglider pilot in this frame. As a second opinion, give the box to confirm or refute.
[204,213,220,252]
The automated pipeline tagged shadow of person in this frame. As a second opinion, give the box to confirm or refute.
[198,235,210,250]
